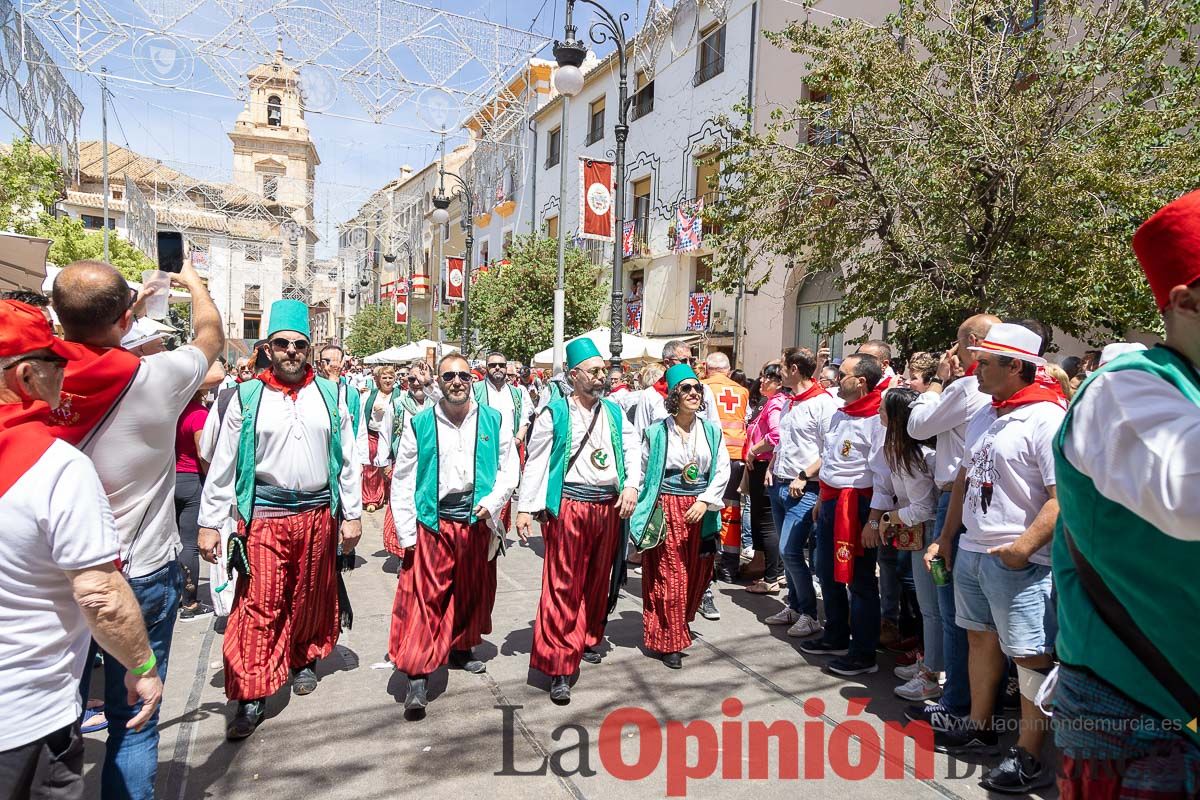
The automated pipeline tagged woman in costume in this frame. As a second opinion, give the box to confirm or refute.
[381,374,431,558]
[629,364,730,669]
[361,365,398,512]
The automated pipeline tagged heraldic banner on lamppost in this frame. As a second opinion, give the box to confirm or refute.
[579,158,614,241]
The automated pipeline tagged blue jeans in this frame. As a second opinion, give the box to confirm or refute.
[815,496,879,661]
[102,561,182,800]
[767,483,818,618]
[934,490,970,714]
[909,526,943,671]
[879,543,900,622]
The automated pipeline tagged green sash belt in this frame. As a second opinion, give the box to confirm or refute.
[562,482,619,503]
[438,491,474,522]
[661,469,707,496]
[254,485,331,511]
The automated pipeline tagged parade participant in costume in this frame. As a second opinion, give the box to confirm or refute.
[475,351,533,530]
[516,339,641,704]
[633,341,721,432]
[702,351,749,586]
[387,355,518,713]
[1052,191,1200,798]
[361,365,399,512]
[197,300,362,741]
[380,375,433,558]
[628,365,730,670]
[801,353,886,677]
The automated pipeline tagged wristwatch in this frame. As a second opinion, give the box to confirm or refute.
[869,520,880,530]
[929,377,944,385]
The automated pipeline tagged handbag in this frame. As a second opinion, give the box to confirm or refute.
[890,521,926,551]
[636,502,668,552]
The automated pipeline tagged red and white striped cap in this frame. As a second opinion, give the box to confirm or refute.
[967,322,1046,366]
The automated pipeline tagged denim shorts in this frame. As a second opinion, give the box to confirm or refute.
[953,547,1056,657]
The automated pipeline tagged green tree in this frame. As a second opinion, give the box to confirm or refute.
[715,0,1200,351]
[438,234,604,362]
[0,138,63,235]
[344,303,430,357]
[34,214,155,283]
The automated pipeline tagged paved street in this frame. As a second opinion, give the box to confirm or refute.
[82,511,1059,800]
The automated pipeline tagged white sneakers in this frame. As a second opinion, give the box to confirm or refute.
[895,671,943,701]
[894,658,926,681]
[764,607,800,625]
[787,614,822,639]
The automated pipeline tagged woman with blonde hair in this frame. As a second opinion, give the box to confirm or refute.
[362,365,398,512]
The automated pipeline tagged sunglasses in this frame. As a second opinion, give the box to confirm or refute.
[2,353,69,371]
[667,356,697,366]
[112,286,138,324]
[577,366,608,378]
[440,371,473,384]
[487,361,507,369]
[677,382,703,395]
[270,338,310,352]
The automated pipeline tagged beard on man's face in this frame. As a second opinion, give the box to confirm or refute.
[272,351,308,382]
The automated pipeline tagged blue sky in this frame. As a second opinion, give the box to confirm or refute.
[4,0,642,256]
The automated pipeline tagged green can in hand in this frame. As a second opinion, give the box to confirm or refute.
[930,555,949,587]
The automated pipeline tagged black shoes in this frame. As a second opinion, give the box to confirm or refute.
[825,655,879,677]
[404,676,428,711]
[662,652,683,670]
[449,649,486,674]
[798,639,850,656]
[933,718,1000,755]
[550,676,571,705]
[981,746,1054,793]
[698,589,721,620]
[581,648,602,665]
[178,602,214,622]
[715,553,739,583]
[292,662,318,696]
[226,699,265,741]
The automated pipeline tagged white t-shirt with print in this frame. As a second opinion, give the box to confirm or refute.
[960,400,1066,566]
[0,440,119,750]
[83,346,208,578]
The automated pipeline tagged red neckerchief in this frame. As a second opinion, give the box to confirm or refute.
[818,482,872,584]
[610,382,631,393]
[0,400,57,499]
[1034,365,1068,402]
[964,362,978,377]
[259,365,315,400]
[840,388,882,418]
[790,381,828,406]
[653,377,668,399]
[51,341,141,446]
[992,382,1066,411]
[877,374,893,390]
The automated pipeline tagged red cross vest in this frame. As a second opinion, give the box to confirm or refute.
[703,373,749,461]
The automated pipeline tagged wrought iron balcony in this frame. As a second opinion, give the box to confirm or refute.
[693,56,725,87]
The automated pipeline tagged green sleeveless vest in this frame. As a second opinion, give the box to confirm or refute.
[629,417,723,544]
[474,381,525,436]
[411,403,503,530]
[1052,346,1200,743]
[543,397,627,517]
[235,376,344,523]
[341,378,362,437]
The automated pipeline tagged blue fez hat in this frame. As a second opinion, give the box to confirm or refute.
[266,299,311,339]
[666,363,699,391]
[566,338,603,369]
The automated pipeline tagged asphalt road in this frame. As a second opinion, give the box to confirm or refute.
[81,510,1059,799]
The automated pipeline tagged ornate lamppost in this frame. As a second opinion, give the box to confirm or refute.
[430,164,474,355]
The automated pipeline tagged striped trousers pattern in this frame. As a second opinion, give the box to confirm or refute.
[223,507,340,701]
[361,431,388,507]
[388,519,497,676]
[641,494,713,654]
[530,498,622,677]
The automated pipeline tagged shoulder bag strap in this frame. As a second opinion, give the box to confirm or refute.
[565,401,603,475]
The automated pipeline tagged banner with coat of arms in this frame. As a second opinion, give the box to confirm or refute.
[687,292,712,332]
[445,257,465,302]
[579,158,614,241]
[626,300,643,334]
[675,198,705,253]
[394,282,409,324]
[621,220,636,257]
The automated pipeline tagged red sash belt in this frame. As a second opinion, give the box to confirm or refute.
[819,481,872,584]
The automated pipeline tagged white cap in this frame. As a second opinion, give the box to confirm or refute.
[121,317,168,350]
[1098,342,1147,367]
[967,322,1046,366]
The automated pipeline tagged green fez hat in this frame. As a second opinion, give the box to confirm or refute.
[666,363,699,391]
[566,338,603,369]
[266,299,311,339]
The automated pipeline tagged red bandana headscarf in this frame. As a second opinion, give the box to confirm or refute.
[0,399,57,499]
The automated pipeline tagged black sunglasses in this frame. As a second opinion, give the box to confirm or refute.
[677,382,703,395]
[2,353,68,371]
[112,286,138,324]
[667,356,697,366]
[270,338,310,352]
[487,361,507,369]
[441,371,473,384]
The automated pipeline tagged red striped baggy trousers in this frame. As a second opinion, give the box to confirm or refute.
[530,497,622,677]
[388,519,497,676]
[382,504,402,557]
[641,494,713,654]
[224,507,340,701]
[361,431,388,507]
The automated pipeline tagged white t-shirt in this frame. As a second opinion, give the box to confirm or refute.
[960,400,1066,565]
[84,346,208,578]
[0,440,119,750]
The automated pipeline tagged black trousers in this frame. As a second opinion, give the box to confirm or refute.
[0,722,83,800]
[747,460,783,581]
[174,471,204,605]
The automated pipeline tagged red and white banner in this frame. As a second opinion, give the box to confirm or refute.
[579,158,614,241]
[394,282,409,324]
[445,257,465,303]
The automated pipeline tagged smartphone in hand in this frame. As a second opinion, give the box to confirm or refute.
[156,231,185,273]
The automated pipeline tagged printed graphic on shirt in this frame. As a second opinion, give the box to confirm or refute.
[966,437,996,516]
[840,440,852,457]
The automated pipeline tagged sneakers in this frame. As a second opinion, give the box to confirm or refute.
[826,655,879,677]
[895,670,942,701]
[894,656,926,681]
[981,746,1055,793]
[934,719,1000,755]
[786,614,822,639]
[764,607,800,626]
[799,639,849,656]
[739,546,755,565]
[291,663,318,696]
[698,589,721,620]
[905,702,968,734]
[179,602,214,621]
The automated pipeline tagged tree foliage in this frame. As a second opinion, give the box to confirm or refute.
[35,214,155,283]
[344,303,430,357]
[715,0,1200,351]
[438,234,605,362]
[0,138,63,235]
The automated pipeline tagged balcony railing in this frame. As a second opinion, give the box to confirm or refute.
[621,216,652,257]
[630,85,654,121]
[584,122,604,145]
[544,151,560,169]
[693,55,725,87]
[700,189,724,237]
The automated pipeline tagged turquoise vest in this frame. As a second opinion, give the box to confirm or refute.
[1052,346,1200,744]
[474,381,525,436]
[340,377,362,437]
[543,397,626,517]
[235,376,343,522]
[629,418,723,544]
[411,403,503,531]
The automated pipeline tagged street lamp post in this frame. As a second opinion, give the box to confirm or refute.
[396,241,415,343]
[554,0,630,378]
[431,166,474,355]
